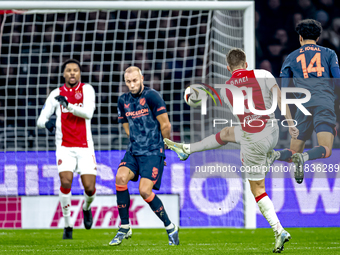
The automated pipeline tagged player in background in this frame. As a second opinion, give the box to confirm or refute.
[165,49,298,253]
[37,59,97,239]
[268,19,340,184]
[109,66,179,246]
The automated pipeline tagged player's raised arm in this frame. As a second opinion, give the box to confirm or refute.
[54,59,95,120]
[55,84,95,120]
[37,88,59,132]
[66,84,96,119]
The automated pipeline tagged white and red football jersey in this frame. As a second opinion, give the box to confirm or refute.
[37,82,95,148]
[221,69,278,135]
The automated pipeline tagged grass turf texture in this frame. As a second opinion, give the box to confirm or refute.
[0,228,339,254]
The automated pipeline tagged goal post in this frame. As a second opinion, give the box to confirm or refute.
[0,1,256,229]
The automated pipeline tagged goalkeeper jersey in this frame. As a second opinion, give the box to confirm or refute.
[37,82,96,148]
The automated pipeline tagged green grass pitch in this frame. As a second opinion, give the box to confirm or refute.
[0,228,339,254]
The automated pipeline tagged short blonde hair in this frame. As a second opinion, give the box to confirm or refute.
[125,66,142,75]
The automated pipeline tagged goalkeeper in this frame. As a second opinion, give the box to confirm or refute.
[37,59,97,239]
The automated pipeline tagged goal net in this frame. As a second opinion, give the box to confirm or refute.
[0,1,255,229]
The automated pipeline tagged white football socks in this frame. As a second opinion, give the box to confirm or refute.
[59,189,72,228]
[83,190,96,211]
[302,152,309,162]
[120,224,130,229]
[257,195,283,236]
[190,134,223,154]
[182,144,191,154]
[165,222,174,230]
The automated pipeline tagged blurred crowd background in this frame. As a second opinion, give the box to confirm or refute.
[256,0,340,148]
[0,0,340,151]
[256,0,340,76]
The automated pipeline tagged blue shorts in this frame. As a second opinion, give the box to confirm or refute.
[295,105,336,141]
[118,151,165,190]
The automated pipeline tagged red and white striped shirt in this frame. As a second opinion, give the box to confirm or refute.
[37,82,95,148]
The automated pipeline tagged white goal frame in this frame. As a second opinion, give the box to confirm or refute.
[1,0,256,229]
[1,1,255,70]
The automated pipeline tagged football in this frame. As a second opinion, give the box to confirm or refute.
[184,84,206,107]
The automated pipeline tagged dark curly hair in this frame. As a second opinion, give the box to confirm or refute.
[295,19,322,41]
[62,59,82,73]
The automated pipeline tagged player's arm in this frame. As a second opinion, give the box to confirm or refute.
[122,123,130,137]
[331,67,340,78]
[57,84,95,119]
[274,85,294,125]
[273,85,299,139]
[156,113,171,140]
[117,96,129,137]
[329,50,340,88]
[331,67,340,99]
[280,55,293,88]
[146,90,171,140]
[37,89,58,132]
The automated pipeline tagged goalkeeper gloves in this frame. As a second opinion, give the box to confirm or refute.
[55,95,69,108]
[45,119,56,133]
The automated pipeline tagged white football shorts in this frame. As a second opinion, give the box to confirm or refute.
[234,125,279,181]
[56,146,97,175]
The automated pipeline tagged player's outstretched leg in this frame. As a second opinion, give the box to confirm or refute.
[144,192,179,245]
[164,131,229,161]
[163,138,189,161]
[291,153,304,184]
[82,188,96,230]
[59,186,73,239]
[267,149,295,166]
[267,148,305,184]
[109,184,131,246]
[292,145,331,184]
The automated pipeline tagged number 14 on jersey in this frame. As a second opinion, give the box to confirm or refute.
[296,52,325,78]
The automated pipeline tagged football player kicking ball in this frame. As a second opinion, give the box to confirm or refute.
[109,66,179,246]
[268,19,340,184]
[165,49,298,253]
[37,59,97,239]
